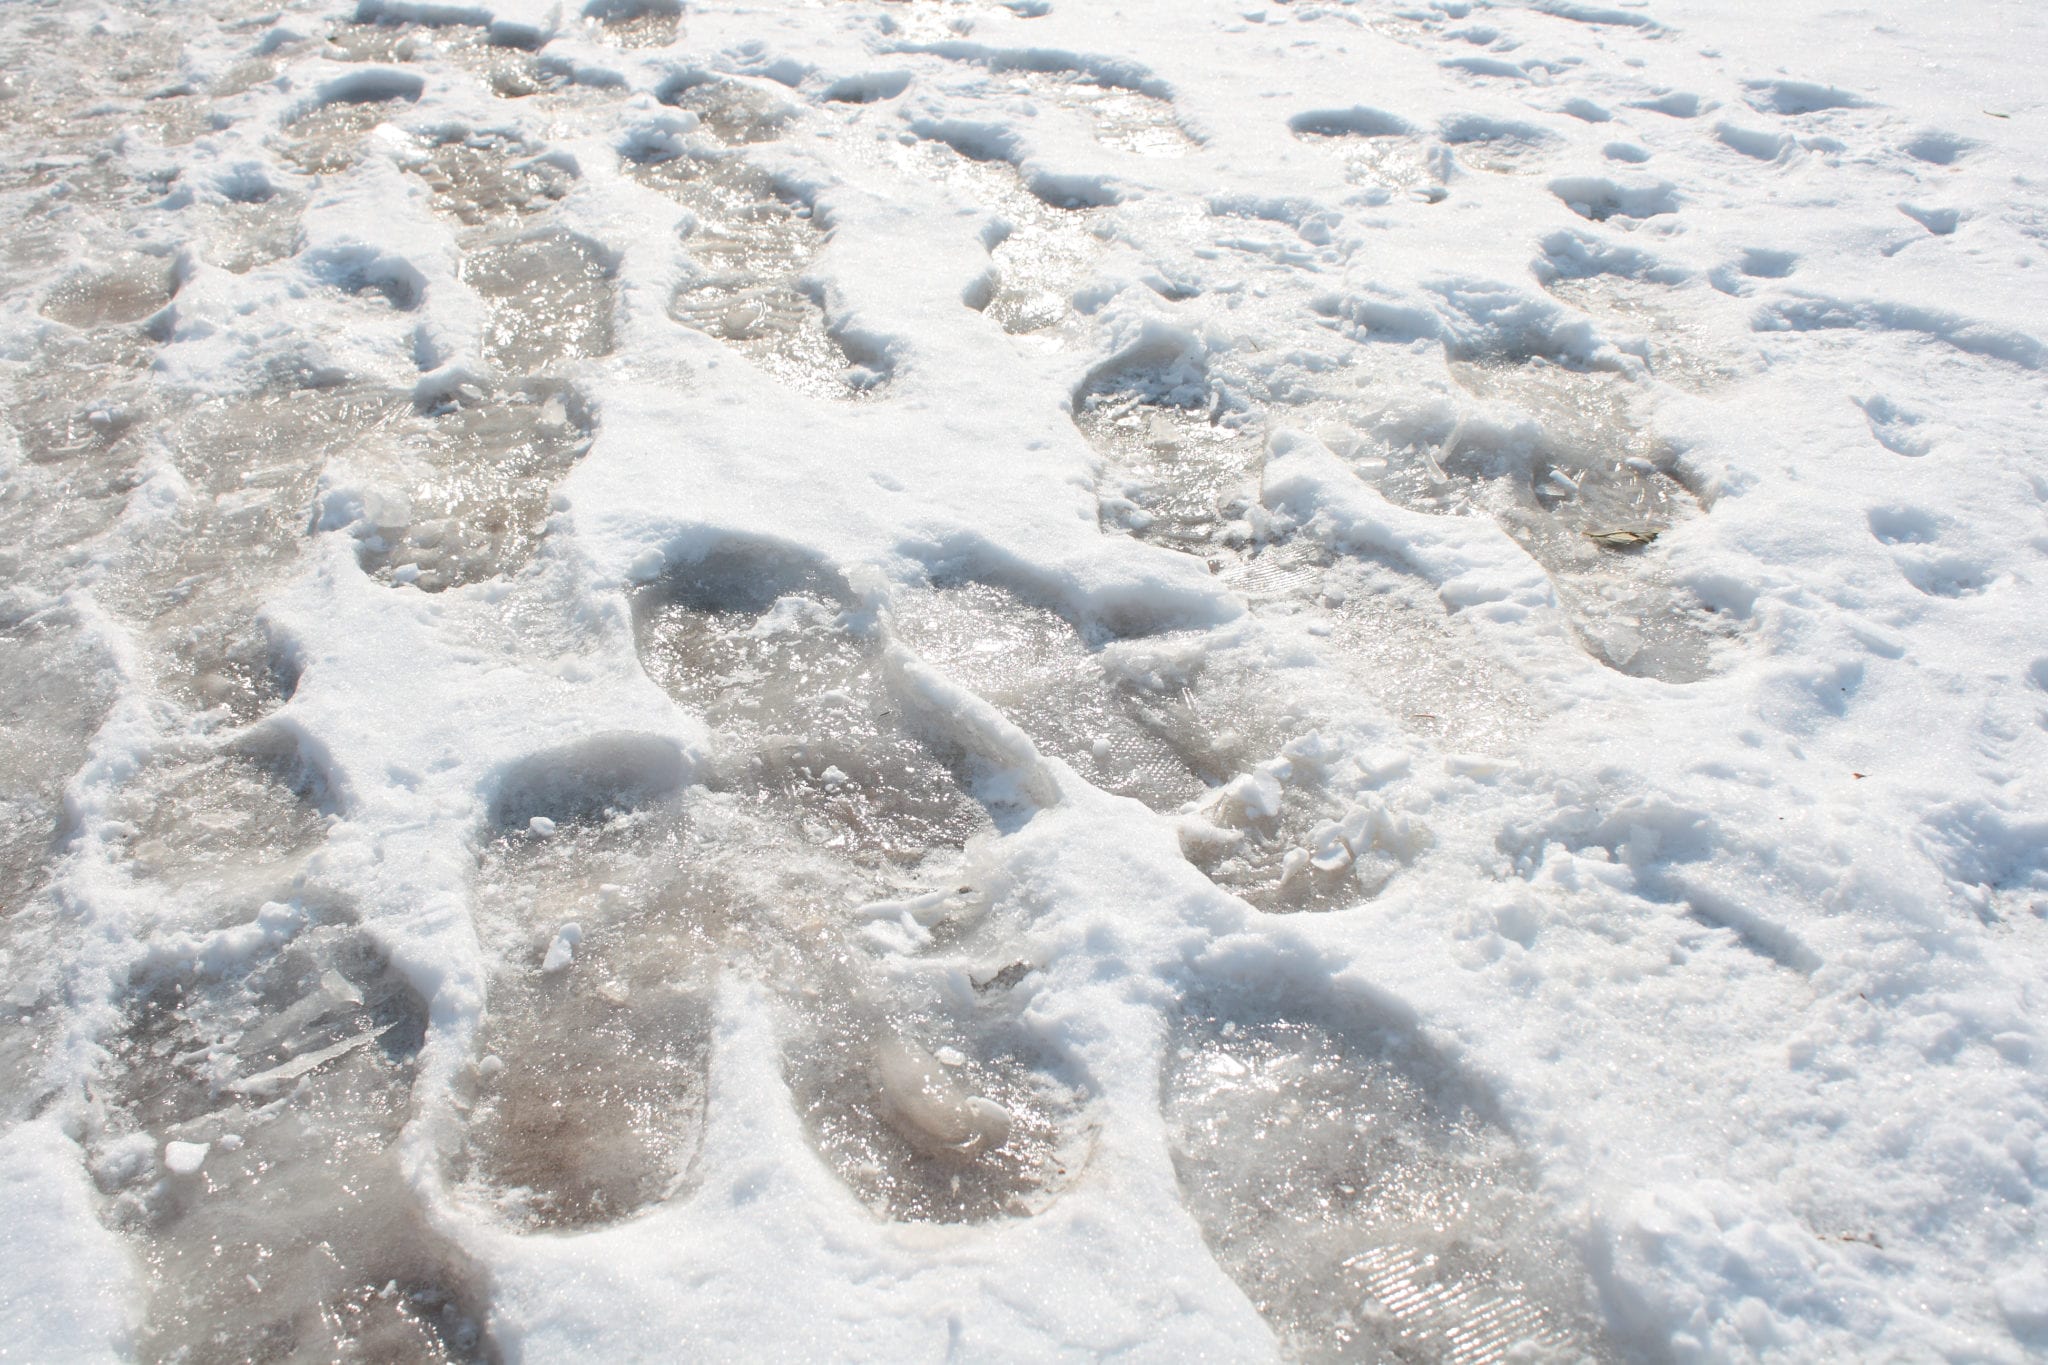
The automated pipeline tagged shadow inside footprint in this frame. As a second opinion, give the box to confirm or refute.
[1439,114,1556,174]
[1165,985,1610,1361]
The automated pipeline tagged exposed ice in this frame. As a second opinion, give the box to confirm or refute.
[467,229,618,375]
[891,576,1206,812]
[634,544,990,872]
[1166,993,1609,1361]
[461,810,714,1230]
[778,937,1087,1223]
[91,911,484,1361]
[346,385,596,593]
[0,616,115,915]
[656,163,881,398]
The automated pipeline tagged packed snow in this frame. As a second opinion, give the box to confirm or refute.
[1,0,2045,1359]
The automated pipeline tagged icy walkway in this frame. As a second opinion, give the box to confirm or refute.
[1,0,2046,1359]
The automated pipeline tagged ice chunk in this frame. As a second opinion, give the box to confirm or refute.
[540,923,582,974]
[873,1038,1013,1162]
[162,1141,209,1176]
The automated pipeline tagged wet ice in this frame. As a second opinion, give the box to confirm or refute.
[461,810,714,1230]
[1166,996,1608,1362]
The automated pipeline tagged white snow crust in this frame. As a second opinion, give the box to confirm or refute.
[1,0,2046,1359]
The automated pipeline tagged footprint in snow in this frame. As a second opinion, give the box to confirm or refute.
[454,533,989,1232]
[627,132,889,397]
[93,909,488,1362]
[1164,980,1613,1361]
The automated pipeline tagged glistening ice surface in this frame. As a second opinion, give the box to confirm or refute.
[2,0,2047,1361]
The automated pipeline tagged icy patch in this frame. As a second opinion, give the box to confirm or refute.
[273,68,425,174]
[584,0,680,49]
[149,384,404,717]
[461,811,713,1229]
[412,130,576,228]
[913,138,1107,338]
[39,254,177,329]
[781,967,1088,1222]
[890,576,1206,811]
[105,737,330,908]
[1317,558,1545,751]
[1290,109,1448,203]
[465,230,618,375]
[0,615,115,915]
[93,913,485,1361]
[633,138,883,396]
[996,65,1197,158]
[8,327,160,479]
[344,384,595,592]
[1179,731,1432,914]
[633,542,988,874]
[324,21,433,66]
[200,188,305,276]
[909,109,1122,212]
[656,73,797,146]
[1165,990,1609,1361]
[1078,345,1263,559]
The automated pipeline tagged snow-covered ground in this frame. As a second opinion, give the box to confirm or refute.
[2,0,2045,1358]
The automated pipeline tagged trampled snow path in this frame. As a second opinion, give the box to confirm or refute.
[0,0,2045,1359]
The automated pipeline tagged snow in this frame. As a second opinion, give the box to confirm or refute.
[539,922,581,973]
[0,0,2045,1358]
[160,1142,209,1176]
